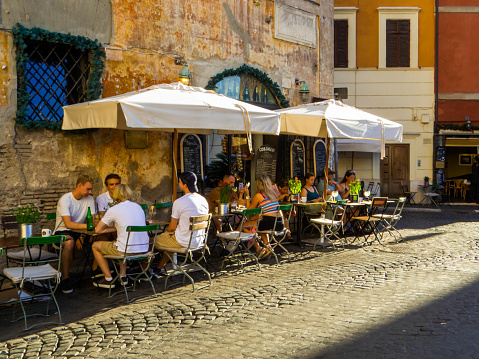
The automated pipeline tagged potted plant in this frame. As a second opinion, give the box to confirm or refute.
[349,179,362,202]
[424,176,430,187]
[218,180,232,214]
[11,204,41,238]
[288,177,302,202]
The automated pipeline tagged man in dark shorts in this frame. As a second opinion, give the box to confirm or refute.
[54,174,96,293]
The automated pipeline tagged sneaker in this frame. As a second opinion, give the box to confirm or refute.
[119,276,128,286]
[150,267,167,278]
[92,277,115,289]
[60,278,73,294]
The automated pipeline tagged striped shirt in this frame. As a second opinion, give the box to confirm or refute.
[259,195,279,214]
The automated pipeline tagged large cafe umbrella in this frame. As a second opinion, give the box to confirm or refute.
[276,100,403,196]
[62,82,281,197]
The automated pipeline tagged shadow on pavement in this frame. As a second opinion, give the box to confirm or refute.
[309,276,479,359]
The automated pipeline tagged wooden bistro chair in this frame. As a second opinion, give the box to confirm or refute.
[216,208,263,272]
[157,214,212,292]
[401,180,417,205]
[103,224,160,303]
[3,235,66,331]
[453,179,463,198]
[373,197,407,242]
[310,201,346,251]
[257,204,294,265]
[351,197,388,246]
[1,215,18,238]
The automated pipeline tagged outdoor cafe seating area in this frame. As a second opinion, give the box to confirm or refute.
[0,190,407,331]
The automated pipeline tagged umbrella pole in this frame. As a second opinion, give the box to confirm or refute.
[324,137,330,203]
[173,129,178,201]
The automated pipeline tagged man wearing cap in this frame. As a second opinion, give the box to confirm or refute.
[151,171,208,277]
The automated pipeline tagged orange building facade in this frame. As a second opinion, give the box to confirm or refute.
[334,0,435,198]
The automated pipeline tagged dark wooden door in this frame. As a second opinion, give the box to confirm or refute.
[380,144,410,197]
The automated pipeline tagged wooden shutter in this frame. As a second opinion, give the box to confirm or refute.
[386,20,410,67]
[334,20,348,68]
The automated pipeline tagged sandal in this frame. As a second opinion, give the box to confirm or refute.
[257,248,267,259]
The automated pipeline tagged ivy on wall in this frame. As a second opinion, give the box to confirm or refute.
[12,24,105,130]
[205,64,290,108]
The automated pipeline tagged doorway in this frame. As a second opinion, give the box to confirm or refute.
[380,144,410,197]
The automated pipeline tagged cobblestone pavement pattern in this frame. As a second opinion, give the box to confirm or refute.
[1,209,479,358]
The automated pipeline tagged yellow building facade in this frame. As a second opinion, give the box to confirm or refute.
[334,0,435,198]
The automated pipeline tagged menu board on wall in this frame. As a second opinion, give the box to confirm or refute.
[290,139,305,179]
[255,145,277,182]
[313,140,327,177]
[180,134,204,180]
[436,146,446,162]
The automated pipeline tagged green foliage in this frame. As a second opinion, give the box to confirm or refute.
[11,204,41,224]
[218,181,233,203]
[205,64,290,109]
[288,177,302,194]
[12,23,105,130]
[206,152,229,187]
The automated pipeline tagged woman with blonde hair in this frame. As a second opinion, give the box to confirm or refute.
[241,175,283,259]
[93,184,149,288]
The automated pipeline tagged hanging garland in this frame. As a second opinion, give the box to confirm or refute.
[436,123,479,133]
[205,64,289,108]
[12,24,105,131]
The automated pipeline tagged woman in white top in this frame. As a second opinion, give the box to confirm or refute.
[92,184,148,288]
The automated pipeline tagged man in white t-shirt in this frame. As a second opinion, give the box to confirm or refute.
[54,174,96,294]
[152,171,208,277]
[96,173,121,216]
[93,184,148,288]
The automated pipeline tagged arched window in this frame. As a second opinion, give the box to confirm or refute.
[215,75,278,107]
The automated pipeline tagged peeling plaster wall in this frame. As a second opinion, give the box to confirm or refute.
[0,0,333,217]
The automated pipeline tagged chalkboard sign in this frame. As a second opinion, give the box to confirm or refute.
[313,139,327,177]
[255,145,277,182]
[436,146,446,162]
[180,134,204,180]
[290,139,305,179]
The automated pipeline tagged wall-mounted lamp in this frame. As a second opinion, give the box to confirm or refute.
[178,64,191,86]
[465,116,472,131]
[298,81,310,103]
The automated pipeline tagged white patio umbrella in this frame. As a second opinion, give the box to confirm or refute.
[62,82,280,136]
[62,82,281,198]
[277,99,403,158]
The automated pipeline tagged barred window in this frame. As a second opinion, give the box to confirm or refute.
[13,25,104,130]
[24,40,91,123]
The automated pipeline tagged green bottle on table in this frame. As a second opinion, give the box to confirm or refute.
[86,207,94,231]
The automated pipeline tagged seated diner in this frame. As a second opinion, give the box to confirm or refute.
[93,184,149,288]
[301,172,323,203]
[240,174,283,259]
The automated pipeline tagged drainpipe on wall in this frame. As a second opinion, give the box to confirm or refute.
[433,0,439,180]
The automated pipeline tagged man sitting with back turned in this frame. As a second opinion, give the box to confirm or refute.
[54,174,96,294]
[151,171,208,277]
[96,173,121,216]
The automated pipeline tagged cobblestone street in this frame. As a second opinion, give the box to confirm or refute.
[1,208,479,358]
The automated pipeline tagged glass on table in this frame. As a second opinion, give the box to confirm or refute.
[331,191,339,202]
[149,205,157,219]
[363,191,370,200]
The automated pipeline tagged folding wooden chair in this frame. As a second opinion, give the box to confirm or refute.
[401,180,416,204]
[157,214,212,291]
[310,202,346,251]
[257,204,293,265]
[216,208,262,272]
[3,235,66,330]
[351,197,388,245]
[104,224,160,302]
[373,197,406,242]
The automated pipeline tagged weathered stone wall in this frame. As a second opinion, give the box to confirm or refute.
[0,0,333,221]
